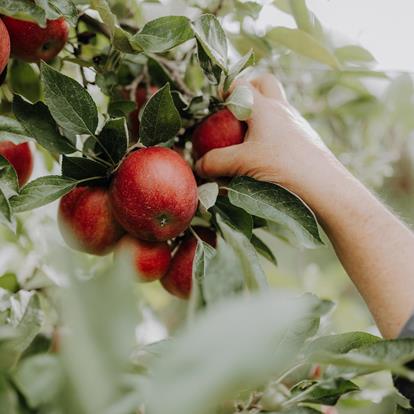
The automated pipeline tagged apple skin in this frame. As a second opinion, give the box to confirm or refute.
[161,227,216,300]
[110,147,198,242]
[115,235,171,282]
[129,85,159,141]
[0,141,33,186]
[2,16,69,63]
[192,108,247,159]
[0,19,10,74]
[58,186,125,256]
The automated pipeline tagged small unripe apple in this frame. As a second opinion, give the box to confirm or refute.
[2,16,69,63]
[115,235,171,282]
[110,147,198,242]
[0,19,10,74]
[192,108,247,159]
[129,84,159,141]
[161,227,216,300]
[0,141,33,186]
[58,186,125,256]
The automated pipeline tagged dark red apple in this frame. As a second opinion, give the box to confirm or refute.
[0,141,33,186]
[2,16,69,63]
[0,19,10,74]
[110,147,198,241]
[161,227,216,300]
[115,235,171,282]
[192,108,247,159]
[58,186,125,256]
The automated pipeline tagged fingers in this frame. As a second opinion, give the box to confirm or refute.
[251,73,287,102]
[195,144,246,179]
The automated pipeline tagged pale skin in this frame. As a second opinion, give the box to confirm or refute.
[196,74,414,339]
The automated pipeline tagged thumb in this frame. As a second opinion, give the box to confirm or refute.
[195,144,246,179]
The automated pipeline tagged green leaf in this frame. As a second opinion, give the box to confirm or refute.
[224,49,255,92]
[131,16,194,53]
[12,354,64,409]
[13,95,76,154]
[189,240,216,311]
[143,292,324,414]
[214,195,253,240]
[217,215,267,290]
[266,27,340,69]
[312,338,414,381]
[0,273,18,293]
[251,234,277,266]
[196,39,222,84]
[290,378,359,406]
[107,100,136,118]
[0,376,18,413]
[0,188,13,229]
[10,176,77,213]
[41,61,99,136]
[289,0,314,34]
[9,61,40,103]
[198,182,219,217]
[0,292,43,371]
[40,0,78,26]
[139,83,182,146]
[193,14,228,72]
[225,84,253,120]
[90,0,134,53]
[228,176,323,248]
[304,332,381,357]
[272,0,291,14]
[0,0,46,26]
[234,0,262,20]
[0,155,19,198]
[203,237,245,304]
[335,45,376,64]
[0,116,27,143]
[61,156,109,181]
[97,117,128,163]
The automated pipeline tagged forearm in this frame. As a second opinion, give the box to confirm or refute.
[291,152,414,338]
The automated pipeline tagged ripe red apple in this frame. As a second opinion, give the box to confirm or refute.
[0,141,33,186]
[129,84,159,141]
[110,147,198,241]
[58,186,125,256]
[192,108,247,159]
[2,16,69,63]
[0,19,10,74]
[161,227,216,300]
[115,235,171,282]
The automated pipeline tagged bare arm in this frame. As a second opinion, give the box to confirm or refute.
[196,74,414,338]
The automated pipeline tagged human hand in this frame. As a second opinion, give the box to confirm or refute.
[195,74,340,199]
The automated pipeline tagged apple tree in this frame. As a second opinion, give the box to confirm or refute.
[0,1,413,413]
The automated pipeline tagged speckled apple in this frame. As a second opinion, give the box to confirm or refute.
[115,235,171,282]
[161,227,216,300]
[109,147,198,241]
[192,108,247,159]
[0,141,33,186]
[2,16,69,63]
[0,19,10,74]
[58,186,125,256]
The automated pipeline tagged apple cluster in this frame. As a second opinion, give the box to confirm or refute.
[58,82,245,299]
[0,14,247,300]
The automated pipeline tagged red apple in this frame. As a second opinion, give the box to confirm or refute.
[192,108,247,159]
[110,147,198,241]
[2,16,69,63]
[115,235,171,282]
[161,227,216,300]
[0,19,10,74]
[0,141,33,186]
[129,85,159,141]
[58,186,125,256]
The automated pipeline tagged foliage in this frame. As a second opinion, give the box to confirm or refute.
[0,0,413,413]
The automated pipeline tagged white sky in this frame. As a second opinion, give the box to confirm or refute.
[259,0,414,72]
